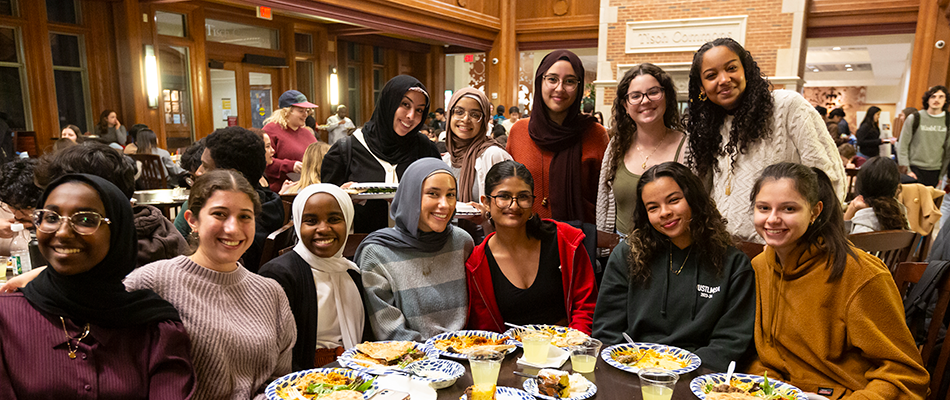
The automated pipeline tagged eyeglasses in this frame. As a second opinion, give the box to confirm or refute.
[486,193,536,209]
[542,74,580,91]
[451,107,484,123]
[625,86,664,105]
[32,209,111,235]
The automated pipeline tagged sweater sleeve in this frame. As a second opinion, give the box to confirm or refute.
[690,250,756,372]
[898,114,916,167]
[845,273,929,400]
[785,93,847,202]
[148,320,197,400]
[464,250,498,331]
[592,242,630,345]
[271,291,296,384]
[358,246,425,341]
[567,242,598,335]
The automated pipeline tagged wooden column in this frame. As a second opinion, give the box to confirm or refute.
[113,0,155,136]
[488,0,518,110]
[907,0,950,108]
[426,45,446,111]
[19,0,57,152]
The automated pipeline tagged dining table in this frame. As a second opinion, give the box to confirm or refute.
[133,188,189,220]
[329,347,711,400]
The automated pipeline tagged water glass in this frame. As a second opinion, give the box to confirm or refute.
[638,368,678,400]
[569,338,602,373]
[468,349,505,386]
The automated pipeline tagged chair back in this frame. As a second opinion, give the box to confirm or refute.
[845,167,859,202]
[129,153,167,189]
[893,261,950,399]
[849,230,918,272]
[259,221,297,267]
[738,241,766,260]
[13,131,37,157]
[343,233,368,259]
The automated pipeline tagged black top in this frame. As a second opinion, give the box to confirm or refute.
[321,134,439,233]
[486,231,566,325]
[855,123,881,157]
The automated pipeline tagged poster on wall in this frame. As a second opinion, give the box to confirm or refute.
[251,89,272,129]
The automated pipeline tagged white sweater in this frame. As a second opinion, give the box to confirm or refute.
[712,90,846,243]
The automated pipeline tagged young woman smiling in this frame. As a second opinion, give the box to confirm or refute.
[126,169,295,400]
[748,163,927,399]
[466,160,598,334]
[686,38,844,243]
[506,50,608,225]
[322,75,440,233]
[263,90,319,193]
[442,87,512,204]
[355,158,473,341]
[260,183,374,371]
[0,174,195,398]
[592,162,754,372]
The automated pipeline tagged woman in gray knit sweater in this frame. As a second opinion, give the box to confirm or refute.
[355,158,474,341]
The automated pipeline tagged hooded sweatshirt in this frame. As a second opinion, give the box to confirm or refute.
[133,205,189,267]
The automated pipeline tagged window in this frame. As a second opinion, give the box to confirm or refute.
[373,68,382,103]
[346,65,360,125]
[50,33,89,131]
[0,27,29,130]
[160,45,194,149]
[46,0,79,24]
[295,33,312,54]
[296,60,314,104]
[156,11,186,38]
[205,19,278,50]
[373,46,384,65]
[347,42,360,62]
[0,0,15,17]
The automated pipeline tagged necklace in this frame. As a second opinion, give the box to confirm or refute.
[669,243,692,275]
[636,129,669,170]
[59,316,90,359]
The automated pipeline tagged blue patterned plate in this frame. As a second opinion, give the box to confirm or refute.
[690,372,807,400]
[460,386,534,400]
[502,325,590,348]
[403,359,465,389]
[340,341,437,375]
[425,330,517,359]
[601,342,701,375]
[523,375,597,400]
[265,368,375,400]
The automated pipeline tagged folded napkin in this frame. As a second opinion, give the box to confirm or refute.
[374,374,438,400]
[515,345,569,369]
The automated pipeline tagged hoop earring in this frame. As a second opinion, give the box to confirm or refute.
[698,92,707,102]
[189,231,199,241]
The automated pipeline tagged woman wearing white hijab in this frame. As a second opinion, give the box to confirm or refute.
[260,183,373,371]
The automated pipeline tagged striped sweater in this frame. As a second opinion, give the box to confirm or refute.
[125,256,296,400]
[357,226,473,341]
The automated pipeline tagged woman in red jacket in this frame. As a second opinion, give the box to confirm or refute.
[466,160,598,334]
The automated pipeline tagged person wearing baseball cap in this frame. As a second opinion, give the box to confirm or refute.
[263,90,320,193]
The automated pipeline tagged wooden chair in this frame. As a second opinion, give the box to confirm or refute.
[893,261,950,400]
[13,131,37,157]
[849,230,918,272]
[845,167,859,200]
[738,241,766,260]
[596,230,621,257]
[129,154,167,190]
[343,233,368,259]
[259,221,297,267]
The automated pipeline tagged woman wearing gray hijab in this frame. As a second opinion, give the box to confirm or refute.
[355,158,474,341]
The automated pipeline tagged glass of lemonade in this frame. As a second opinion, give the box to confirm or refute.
[569,338,602,373]
[638,368,678,400]
[469,349,505,386]
[521,330,553,365]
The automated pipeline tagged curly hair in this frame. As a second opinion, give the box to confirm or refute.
[626,162,732,284]
[923,85,949,111]
[0,158,42,210]
[686,38,774,176]
[179,140,205,174]
[34,141,137,197]
[606,63,684,184]
[750,163,856,282]
[856,157,908,230]
[204,126,266,188]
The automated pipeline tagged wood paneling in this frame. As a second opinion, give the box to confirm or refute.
[907,0,950,108]
[807,0,919,37]
[516,0,599,20]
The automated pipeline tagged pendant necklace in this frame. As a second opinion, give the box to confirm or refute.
[669,243,692,275]
[59,316,91,359]
[637,129,669,170]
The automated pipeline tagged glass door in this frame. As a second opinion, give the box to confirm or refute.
[210,67,238,130]
[249,71,272,129]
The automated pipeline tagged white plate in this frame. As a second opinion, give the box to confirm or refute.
[502,325,589,348]
[265,368,375,400]
[690,372,807,400]
[339,341,437,375]
[460,386,534,400]
[424,330,516,359]
[523,376,597,400]
[601,342,701,375]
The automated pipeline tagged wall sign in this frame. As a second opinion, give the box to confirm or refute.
[626,16,747,54]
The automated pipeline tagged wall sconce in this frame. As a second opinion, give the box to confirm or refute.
[329,67,339,106]
[144,45,159,108]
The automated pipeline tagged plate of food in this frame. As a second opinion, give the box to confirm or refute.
[425,330,516,359]
[502,325,590,348]
[522,369,597,400]
[266,368,375,400]
[461,385,534,400]
[344,183,398,199]
[601,342,701,375]
[454,203,482,216]
[690,372,806,400]
[339,341,436,375]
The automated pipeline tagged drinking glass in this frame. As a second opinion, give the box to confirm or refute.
[468,349,505,386]
[638,368,678,400]
[521,330,553,364]
[569,338,602,373]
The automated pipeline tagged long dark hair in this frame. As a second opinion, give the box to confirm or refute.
[135,129,158,154]
[686,38,774,176]
[626,162,732,284]
[605,63,684,184]
[483,160,551,240]
[96,109,115,136]
[856,157,908,230]
[751,162,856,281]
[859,106,881,132]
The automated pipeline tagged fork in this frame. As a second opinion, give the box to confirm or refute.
[622,332,636,345]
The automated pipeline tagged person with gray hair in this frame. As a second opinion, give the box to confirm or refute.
[326,104,356,145]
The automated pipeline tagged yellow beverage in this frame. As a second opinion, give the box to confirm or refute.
[522,338,550,364]
[641,385,674,400]
[570,354,596,373]
[470,358,501,385]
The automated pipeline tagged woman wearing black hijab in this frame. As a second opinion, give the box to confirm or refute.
[506,50,609,225]
[322,75,441,233]
[0,174,195,398]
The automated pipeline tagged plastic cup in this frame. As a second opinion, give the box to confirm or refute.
[468,349,505,386]
[638,368,678,400]
[521,330,553,364]
[569,338,602,373]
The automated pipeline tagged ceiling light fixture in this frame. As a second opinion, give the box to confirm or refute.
[846,68,853,71]
[845,64,851,68]
[832,47,841,51]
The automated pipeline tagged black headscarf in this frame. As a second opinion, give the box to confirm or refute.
[361,75,434,165]
[354,158,456,261]
[528,50,597,221]
[21,174,180,328]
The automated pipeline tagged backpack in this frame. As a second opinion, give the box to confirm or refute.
[910,110,950,138]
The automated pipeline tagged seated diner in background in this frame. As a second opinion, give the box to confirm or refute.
[844,156,909,234]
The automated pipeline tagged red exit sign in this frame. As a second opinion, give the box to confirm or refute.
[464,54,474,63]
[257,6,272,20]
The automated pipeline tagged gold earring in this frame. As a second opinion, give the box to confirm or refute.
[698,92,708,101]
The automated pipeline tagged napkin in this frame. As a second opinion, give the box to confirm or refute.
[516,345,570,368]
[374,374,438,400]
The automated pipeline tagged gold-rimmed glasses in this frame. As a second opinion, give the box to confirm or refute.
[32,209,111,235]
[542,74,580,91]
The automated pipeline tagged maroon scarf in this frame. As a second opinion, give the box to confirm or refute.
[528,50,596,221]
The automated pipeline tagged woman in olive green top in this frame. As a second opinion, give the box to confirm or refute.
[597,64,687,239]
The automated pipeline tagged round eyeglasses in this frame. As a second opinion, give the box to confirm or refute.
[33,209,111,235]
[451,107,484,123]
[542,74,580,91]
[625,86,664,105]
[486,193,536,209]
